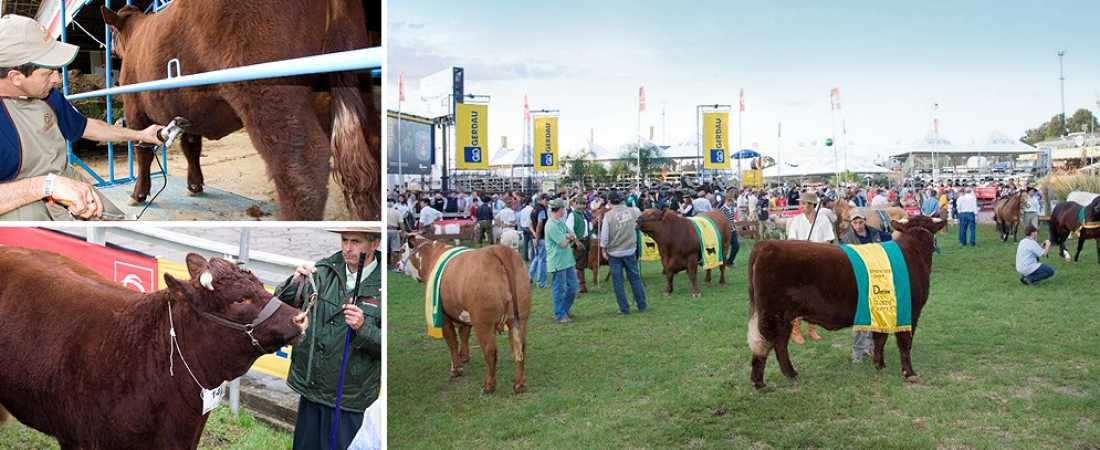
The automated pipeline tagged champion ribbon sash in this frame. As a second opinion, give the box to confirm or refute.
[424,247,471,339]
[1079,207,1100,231]
[688,216,723,270]
[840,241,912,334]
[639,231,661,261]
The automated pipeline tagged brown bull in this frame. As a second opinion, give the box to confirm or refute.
[994,191,1026,242]
[746,215,945,390]
[0,249,306,449]
[636,208,732,298]
[1049,196,1100,264]
[102,0,379,220]
[401,236,531,394]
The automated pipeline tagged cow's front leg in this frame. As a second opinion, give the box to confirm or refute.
[458,323,472,364]
[718,263,726,285]
[1074,237,1085,262]
[896,331,919,382]
[871,332,888,370]
[181,133,204,195]
[129,146,156,205]
[704,268,712,284]
[663,268,674,296]
[773,320,798,380]
[442,318,463,377]
[474,324,498,394]
[688,266,700,298]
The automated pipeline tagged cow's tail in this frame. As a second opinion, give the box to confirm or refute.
[746,247,771,357]
[326,0,380,220]
[0,403,8,426]
[492,246,526,363]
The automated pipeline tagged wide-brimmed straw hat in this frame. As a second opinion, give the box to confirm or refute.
[799,192,819,205]
[326,225,382,235]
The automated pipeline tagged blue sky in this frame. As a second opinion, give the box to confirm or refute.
[387,1,1100,161]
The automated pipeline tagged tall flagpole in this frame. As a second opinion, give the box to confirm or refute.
[637,85,644,188]
[397,72,404,187]
[777,122,782,183]
[738,88,744,189]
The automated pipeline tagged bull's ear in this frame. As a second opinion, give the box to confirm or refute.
[101,6,126,30]
[890,219,909,232]
[164,273,193,301]
[184,253,208,278]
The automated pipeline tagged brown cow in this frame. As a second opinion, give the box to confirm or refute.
[636,208,732,298]
[747,215,945,390]
[400,236,531,394]
[0,248,307,449]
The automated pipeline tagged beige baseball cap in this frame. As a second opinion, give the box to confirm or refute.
[0,15,78,69]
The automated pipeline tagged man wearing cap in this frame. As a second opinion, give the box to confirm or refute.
[545,198,580,323]
[565,195,592,293]
[786,191,833,343]
[600,190,647,315]
[275,227,383,450]
[0,14,166,220]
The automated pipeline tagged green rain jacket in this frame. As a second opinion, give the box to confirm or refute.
[275,250,382,411]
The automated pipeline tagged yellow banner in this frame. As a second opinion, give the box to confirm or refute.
[455,103,489,170]
[742,169,763,187]
[533,116,559,172]
[703,112,730,170]
[157,258,291,379]
[640,233,660,261]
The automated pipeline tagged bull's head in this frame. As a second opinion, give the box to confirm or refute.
[164,254,307,353]
[891,215,947,254]
[100,6,148,60]
[635,207,670,234]
[399,234,432,282]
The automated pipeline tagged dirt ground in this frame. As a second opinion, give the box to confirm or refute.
[82,131,353,220]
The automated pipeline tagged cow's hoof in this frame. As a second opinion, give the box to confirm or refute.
[449,367,463,378]
[481,384,496,394]
[692,292,701,299]
[753,382,771,392]
[874,363,886,371]
[513,383,526,394]
[128,197,145,206]
[905,375,922,384]
[186,185,204,196]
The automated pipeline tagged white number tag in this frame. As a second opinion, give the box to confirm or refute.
[201,383,226,416]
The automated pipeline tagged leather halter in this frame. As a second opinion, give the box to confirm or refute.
[196,297,287,353]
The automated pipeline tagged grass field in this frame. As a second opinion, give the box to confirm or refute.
[389,224,1100,449]
[0,408,291,449]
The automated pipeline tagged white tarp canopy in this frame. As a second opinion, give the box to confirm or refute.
[888,131,1037,158]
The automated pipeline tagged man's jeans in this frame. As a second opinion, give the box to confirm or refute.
[1023,263,1055,285]
[521,229,533,261]
[528,240,547,288]
[550,268,577,320]
[852,331,872,360]
[958,212,976,246]
[609,253,647,313]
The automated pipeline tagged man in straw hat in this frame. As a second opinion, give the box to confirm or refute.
[0,14,167,220]
[785,191,835,343]
[274,226,382,450]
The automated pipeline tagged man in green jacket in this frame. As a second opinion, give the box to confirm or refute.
[275,226,382,450]
[546,198,580,323]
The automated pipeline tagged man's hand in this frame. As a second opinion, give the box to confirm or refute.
[344,304,365,331]
[602,249,609,261]
[1043,240,1051,249]
[51,176,102,219]
[294,263,317,279]
[138,124,165,145]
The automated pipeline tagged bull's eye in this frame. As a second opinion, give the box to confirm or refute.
[238,295,254,305]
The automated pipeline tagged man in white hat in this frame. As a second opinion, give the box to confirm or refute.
[785,191,833,343]
[275,226,382,450]
[0,14,166,220]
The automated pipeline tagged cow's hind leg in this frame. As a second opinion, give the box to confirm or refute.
[718,263,726,285]
[1074,237,1085,262]
[688,266,701,298]
[772,320,799,380]
[181,133,204,195]
[509,318,527,394]
[748,310,774,390]
[441,318,463,377]
[474,323,498,394]
[871,332,888,370]
[897,331,919,382]
[458,323,472,364]
[663,269,674,296]
[704,268,712,284]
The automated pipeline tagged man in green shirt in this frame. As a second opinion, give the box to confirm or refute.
[275,227,382,450]
[546,198,580,323]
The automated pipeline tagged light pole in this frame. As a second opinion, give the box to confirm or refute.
[1058,50,1067,136]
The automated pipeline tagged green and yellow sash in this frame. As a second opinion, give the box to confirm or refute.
[688,216,724,270]
[639,231,661,261]
[1078,207,1100,236]
[840,241,912,334]
[424,246,471,339]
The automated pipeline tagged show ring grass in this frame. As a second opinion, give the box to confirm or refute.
[389,224,1098,449]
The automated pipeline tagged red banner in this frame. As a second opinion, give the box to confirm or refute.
[0,228,158,293]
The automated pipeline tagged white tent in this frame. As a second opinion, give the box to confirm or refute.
[888,131,1037,157]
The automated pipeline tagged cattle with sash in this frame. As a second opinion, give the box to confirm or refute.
[746,215,946,390]
[400,235,531,394]
[1048,192,1100,264]
[636,207,732,298]
[0,249,307,449]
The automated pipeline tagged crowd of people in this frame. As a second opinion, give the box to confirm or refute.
[388,177,1055,335]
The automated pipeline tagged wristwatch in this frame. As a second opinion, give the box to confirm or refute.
[42,173,57,198]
